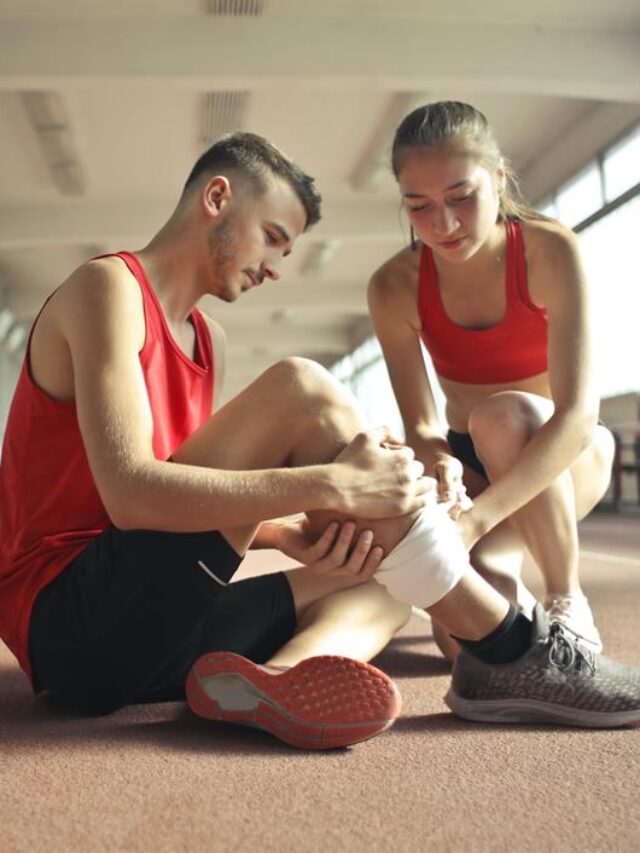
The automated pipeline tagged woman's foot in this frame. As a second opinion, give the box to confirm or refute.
[544,593,603,653]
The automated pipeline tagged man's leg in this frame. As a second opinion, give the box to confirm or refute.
[178,357,640,732]
[174,356,507,663]
[174,357,418,647]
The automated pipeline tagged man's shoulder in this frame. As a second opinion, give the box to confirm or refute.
[51,255,143,322]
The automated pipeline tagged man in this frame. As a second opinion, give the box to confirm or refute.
[1,133,639,752]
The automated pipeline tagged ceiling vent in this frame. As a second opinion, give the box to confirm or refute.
[300,240,342,276]
[205,0,265,15]
[21,91,86,196]
[350,93,429,193]
[200,91,249,145]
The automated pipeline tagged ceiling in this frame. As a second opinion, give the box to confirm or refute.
[1,0,639,400]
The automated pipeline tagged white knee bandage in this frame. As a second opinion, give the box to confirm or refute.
[375,506,470,609]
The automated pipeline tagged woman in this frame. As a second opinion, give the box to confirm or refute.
[368,101,614,657]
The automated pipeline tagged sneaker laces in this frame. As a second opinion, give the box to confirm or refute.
[546,594,591,620]
[546,621,596,674]
[546,596,574,617]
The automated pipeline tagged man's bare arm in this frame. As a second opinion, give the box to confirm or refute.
[55,261,425,532]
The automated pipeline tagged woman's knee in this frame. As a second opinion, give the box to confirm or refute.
[469,392,549,469]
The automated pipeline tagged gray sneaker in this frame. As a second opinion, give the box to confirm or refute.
[445,605,640,728]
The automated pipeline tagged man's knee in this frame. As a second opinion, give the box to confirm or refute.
[266,357,339,401]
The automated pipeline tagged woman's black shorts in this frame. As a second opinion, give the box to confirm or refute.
[446,429,488,480]
[29,527,296,715]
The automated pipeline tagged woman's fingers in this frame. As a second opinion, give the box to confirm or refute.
[435,456,464,502]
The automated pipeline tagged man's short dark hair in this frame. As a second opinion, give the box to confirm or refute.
[183,132,322,229]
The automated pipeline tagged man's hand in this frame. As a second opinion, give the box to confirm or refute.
[263,517,342,565]
[304,521,384,588]
[331,426,431,518]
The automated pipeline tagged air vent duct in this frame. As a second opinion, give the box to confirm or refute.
[205,0,265,16]
[200,91,249,145]
[21,91,86,196]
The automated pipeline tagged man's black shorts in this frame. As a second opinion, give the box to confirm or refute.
[29,527,296,715]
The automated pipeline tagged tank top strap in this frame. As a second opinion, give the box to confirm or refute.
[190,308,214,372]
[505,220,540,312]
[112,250,155,307]
[418,243,441,321]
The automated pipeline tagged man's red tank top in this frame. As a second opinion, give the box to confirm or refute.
[418,219,548,384]
[0,251,214,684]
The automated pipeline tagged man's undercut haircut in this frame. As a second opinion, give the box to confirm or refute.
[183,132,322,229]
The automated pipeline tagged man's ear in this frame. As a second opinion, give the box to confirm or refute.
[202,175,232,218]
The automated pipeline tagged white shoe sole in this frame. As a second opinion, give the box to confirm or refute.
[445,688,640,728]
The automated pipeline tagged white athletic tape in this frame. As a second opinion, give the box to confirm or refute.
[375,505,470,609]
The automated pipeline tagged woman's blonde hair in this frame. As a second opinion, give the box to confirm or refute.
[391,101,544,223]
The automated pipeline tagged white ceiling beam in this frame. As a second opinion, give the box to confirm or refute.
[224,327,350,354]
[208,301,369,323]
[0,17,639,102]
[0,199,404,249]
[7,282,371,322]
[206,284,370,315]
[521,102,640,202]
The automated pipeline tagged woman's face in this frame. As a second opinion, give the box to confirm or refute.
[396,141,503,262]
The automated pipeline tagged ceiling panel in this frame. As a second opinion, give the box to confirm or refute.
[1,3,639,402]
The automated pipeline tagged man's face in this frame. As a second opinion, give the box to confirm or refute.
[207,177,307,303]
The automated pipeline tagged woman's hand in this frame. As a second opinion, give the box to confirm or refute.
[433,454,472,519]
[455,509,483,551]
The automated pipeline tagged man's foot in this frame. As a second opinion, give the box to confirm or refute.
[431,582,537,666]
[445,605,640,728]
[545,592,603,653]
[432,618,461,663]
[186,651,401,749]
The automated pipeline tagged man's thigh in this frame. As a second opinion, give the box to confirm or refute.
[29,527,295,713]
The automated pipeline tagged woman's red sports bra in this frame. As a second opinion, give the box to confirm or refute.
[418,219,548,384]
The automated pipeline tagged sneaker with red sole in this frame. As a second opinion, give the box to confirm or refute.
[185,651,401,750]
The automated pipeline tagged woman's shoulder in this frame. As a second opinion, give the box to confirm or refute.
[519,217,580,262]
[518,217,584,307]
[368,245,422,324]
[369,245,420,297]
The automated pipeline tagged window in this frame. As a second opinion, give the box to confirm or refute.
[538,198,558,219]
[332,338,404,435]
[603,125,640,201]
[578,196,640,398]
[555,164,603,228]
